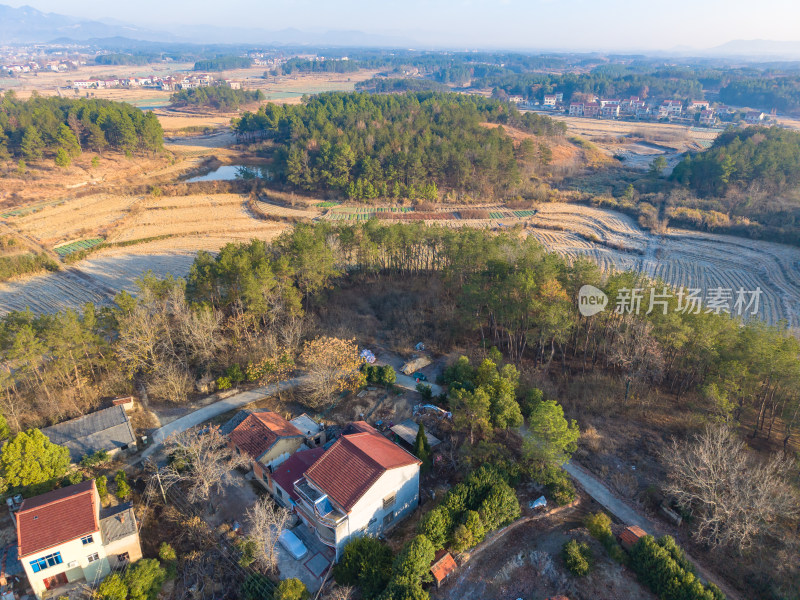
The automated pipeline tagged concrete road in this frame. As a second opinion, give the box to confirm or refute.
[563,461,654,531]
[139,376,308,462]
[564,460,741,599]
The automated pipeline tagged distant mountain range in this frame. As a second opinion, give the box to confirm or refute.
[704,39,800,59]
[0,4,170,43]
[2,3,800,57]
[0,3,413,47]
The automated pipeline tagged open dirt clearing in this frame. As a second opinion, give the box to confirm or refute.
[541,113,721,170]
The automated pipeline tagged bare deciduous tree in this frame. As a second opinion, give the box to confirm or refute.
[146,359,194,403]
[244,496,290,572]
[663,424,800,551]
[323,585,354,600]
[168,285,223,369]
[160,425,249,503]
[299,336,365,409]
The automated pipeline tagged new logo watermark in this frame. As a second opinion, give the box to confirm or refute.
[577,285,763,317]
[578,285,608,316]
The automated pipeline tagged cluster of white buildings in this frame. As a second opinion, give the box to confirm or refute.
[70,73,215,91]
[2,59,82,74]
[549,95,727,125]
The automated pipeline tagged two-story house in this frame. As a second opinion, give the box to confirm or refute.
[223,410,308,488]
[292,422,421,559]
[16,480,142,599]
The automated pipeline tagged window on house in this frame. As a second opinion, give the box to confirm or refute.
[383,512,395,528]
[81,535,93,545]
[87,553,100,563]
[30,552,63,573]
[276,488,283,499]
[382,494,396,510]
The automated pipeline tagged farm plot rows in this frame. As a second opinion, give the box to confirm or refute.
[526,203,800,326]
[54,238,105,257]
[11,193,138,246]
[0,252,198,315]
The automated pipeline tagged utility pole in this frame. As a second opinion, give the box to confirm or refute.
[155,471,167,504]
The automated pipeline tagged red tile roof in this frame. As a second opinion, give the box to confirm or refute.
[430,550,457,583]
[17,480,99,557]
[343,421,375,435]
[619,525,647,549]
[304,425,421,512]
[271,447,327,502]
[229,411,303,460]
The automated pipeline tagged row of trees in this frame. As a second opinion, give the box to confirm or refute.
[280,58,360,75]
[170,84,264,111]
[193,56,251,71]
[355,78,448,94]
[0,92,163,161]
[671,126,800,196]
[5,222,800,453]
[231,91,565,200]
[719,76,800,114]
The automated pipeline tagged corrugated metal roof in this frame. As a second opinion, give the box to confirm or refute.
[430,550,457,583]
[100,503,137,544]
[390,419,441,447]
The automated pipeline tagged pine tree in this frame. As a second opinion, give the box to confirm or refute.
[54,148,71,168]
[20,126,43,160]
[413,422,431,472]
[0,429,70,490]
[57,123,81,158]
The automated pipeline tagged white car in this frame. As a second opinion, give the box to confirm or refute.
[279,529,309,560]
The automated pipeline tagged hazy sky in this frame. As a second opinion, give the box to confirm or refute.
[6,0,800,50]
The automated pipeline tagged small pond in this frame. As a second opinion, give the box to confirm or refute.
[186,164,272,182]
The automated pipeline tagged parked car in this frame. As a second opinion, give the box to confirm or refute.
[279,529,309,560]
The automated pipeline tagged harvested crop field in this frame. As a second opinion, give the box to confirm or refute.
[526,203,800,326]
[0,191,291,314]
[0,252,197,314]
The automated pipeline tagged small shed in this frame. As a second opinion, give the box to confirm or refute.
[42,405,136,463]
[619,525,647,551]
[390,419,441,448]
[290,413,327,447]
[430,550,457,588]
[112,396,135,411]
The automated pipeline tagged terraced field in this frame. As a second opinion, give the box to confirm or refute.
[527,204,800,326]
[3,193,800,326]
[0,252,197,314]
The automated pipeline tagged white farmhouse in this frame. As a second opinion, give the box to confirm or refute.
[291,422,421,559]
[16,480,142,599]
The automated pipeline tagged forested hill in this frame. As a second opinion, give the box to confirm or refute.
[232,91,567,201]
[0,93,163,161]
[671,126,800,196]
